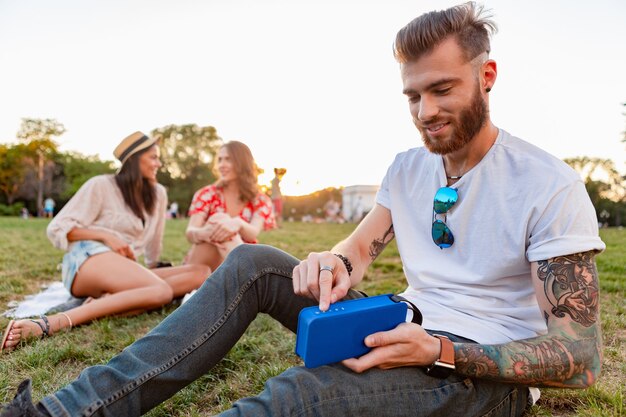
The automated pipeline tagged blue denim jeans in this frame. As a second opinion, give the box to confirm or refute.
[40,245,528,417]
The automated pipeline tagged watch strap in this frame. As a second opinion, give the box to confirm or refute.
[435,335,455,367]
[425,334,455,378]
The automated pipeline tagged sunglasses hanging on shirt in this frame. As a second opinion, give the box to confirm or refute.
[431,187,458,249]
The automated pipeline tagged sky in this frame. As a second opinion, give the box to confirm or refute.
[1,0,625,196]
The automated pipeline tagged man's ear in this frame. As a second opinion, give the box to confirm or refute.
[482,60,497,93]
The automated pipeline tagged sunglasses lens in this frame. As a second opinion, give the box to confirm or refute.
[433,187,458,214]
[432,219,454,248]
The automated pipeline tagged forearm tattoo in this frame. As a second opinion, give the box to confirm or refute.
[455,251,601,387]
[368,225,394,261]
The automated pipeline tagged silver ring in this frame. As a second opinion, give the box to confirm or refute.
[319,265,334,274]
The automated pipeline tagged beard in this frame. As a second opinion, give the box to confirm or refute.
[418,83,488,155]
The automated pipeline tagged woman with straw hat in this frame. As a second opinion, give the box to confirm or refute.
[1,132,210,352]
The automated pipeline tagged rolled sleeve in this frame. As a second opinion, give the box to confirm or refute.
[527,180,605,262]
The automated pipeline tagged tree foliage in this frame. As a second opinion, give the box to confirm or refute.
[16,118,65,214]
[283,187,343,219]
[565,156,626,226]
[152,124,223,214]
[564,157,624,201]
[152,124,222,180]
[0,143,30,204]
[54,152,115,201]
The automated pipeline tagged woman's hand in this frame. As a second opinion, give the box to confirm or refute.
[207,214,241,243]
[103,234,136,261]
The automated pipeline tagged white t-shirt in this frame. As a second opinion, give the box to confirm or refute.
[376,129,605,344]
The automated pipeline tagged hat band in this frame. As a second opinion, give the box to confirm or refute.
[119,135,150,163]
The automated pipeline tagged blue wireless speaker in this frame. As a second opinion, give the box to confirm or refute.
[295,294,422,368]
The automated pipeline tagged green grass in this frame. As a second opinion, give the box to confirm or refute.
[0,218,624,416]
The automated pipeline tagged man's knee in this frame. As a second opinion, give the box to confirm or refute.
[225,244,299,275]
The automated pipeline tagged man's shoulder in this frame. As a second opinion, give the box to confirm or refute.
[496,130,579,182]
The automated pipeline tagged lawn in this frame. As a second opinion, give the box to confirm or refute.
[0,218,624,416]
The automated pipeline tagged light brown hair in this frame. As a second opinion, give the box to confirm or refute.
[214,141,259,203]
[393,1,497,64]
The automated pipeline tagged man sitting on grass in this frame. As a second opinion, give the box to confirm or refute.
[2,2,604,416]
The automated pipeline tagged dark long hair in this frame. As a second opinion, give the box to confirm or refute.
[115,145,157,221]
[213,141,259,203]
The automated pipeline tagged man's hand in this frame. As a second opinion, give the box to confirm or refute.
[103,235,136,261]
[341,323,441,373]
[292,251,352,311]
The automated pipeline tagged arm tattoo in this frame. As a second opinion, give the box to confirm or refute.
[368,225,394,261]
[537,251,599,327]
[456,333,600,387]
[455,251,601,387]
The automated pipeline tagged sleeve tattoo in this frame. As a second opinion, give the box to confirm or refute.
[368,225,394,261]
[536,251,599,327]
[455,251,601,387]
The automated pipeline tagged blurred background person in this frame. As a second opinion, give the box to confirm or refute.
[43,197,55,218]
[169,201,179,219]
[271,167,286,228]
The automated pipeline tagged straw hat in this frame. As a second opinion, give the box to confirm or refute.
[113,131,158,165]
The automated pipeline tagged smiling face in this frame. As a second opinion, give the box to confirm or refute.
[401,36,493,155]
[216,146,237,183]
[138,145,162,183]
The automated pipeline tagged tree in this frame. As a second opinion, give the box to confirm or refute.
[151,124,223,213]
[0,143,29,205]
[54,151,115,202]
[283,187,344,219]
[16,118,65,215]
[565,156,626,226]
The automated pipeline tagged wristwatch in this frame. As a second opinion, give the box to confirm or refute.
[425,334,456,378]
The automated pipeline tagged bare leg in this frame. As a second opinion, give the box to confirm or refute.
[2,252,175,352]
[186,242,224,271]
[216,235,244,260]
[151,264,211,297]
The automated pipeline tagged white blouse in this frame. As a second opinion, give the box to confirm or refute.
[47,175,167,267]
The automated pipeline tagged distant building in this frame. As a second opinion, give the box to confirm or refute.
[342,185,379,222]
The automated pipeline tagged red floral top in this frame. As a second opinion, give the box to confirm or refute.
[188,184,276,243]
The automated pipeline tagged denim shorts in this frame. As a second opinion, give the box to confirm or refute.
[61,240,111,293]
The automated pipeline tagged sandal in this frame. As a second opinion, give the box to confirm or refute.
[29,316,51,339]
[1,320,14,352]
[0,316,51,353]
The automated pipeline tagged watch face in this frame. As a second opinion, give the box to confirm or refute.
[425,363,454,379]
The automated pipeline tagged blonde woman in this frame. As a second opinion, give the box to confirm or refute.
[1,132,210,352]
[185,141,275,271]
